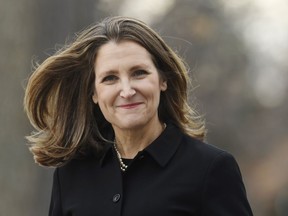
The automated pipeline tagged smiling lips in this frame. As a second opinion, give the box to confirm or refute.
[117,102,143,109]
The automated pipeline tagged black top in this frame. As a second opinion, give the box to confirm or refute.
[49,123,253,216]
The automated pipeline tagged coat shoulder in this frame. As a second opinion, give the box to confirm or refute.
[179,134,234,166]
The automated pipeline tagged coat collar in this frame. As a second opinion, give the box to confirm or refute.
[144,123,184,167]
[99,122,184,168]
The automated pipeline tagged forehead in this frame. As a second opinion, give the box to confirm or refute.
[94,40,155,72]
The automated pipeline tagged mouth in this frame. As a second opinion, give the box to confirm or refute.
[117,102,143,109]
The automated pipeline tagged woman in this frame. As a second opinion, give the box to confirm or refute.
[24,16,253,215]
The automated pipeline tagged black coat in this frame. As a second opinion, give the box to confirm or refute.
[49,123,253,216]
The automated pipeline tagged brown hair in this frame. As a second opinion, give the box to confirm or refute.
[24,16,206,167]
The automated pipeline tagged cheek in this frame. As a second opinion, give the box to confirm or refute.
[143,86,162,105]
[147,80,163,99]
[95,86,116,108]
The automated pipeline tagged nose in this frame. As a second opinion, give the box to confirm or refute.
[119,80,136,98]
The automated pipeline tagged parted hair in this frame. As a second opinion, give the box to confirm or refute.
[24,16,206,167]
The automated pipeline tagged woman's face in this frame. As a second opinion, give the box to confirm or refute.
[93,40,167,130]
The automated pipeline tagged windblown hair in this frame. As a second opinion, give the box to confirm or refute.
[24,16,206,167]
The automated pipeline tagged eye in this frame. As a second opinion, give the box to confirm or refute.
[132,70,149,78]
[101,75,118,83]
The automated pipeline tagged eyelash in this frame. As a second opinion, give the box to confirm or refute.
[133,70,148,77]
[102,75,118,83]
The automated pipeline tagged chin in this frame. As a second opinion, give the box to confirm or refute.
[114,120,146,130]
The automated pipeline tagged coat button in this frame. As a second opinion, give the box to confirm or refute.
[112,194,121,203]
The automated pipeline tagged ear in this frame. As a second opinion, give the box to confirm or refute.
[160,80,167,91]
[92,92,98,104]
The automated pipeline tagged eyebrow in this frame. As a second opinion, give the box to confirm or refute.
[129,63,150,71]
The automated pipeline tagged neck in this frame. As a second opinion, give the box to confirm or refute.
[113,120,166,159]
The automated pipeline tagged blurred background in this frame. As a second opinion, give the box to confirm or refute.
[0,0,287,215]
